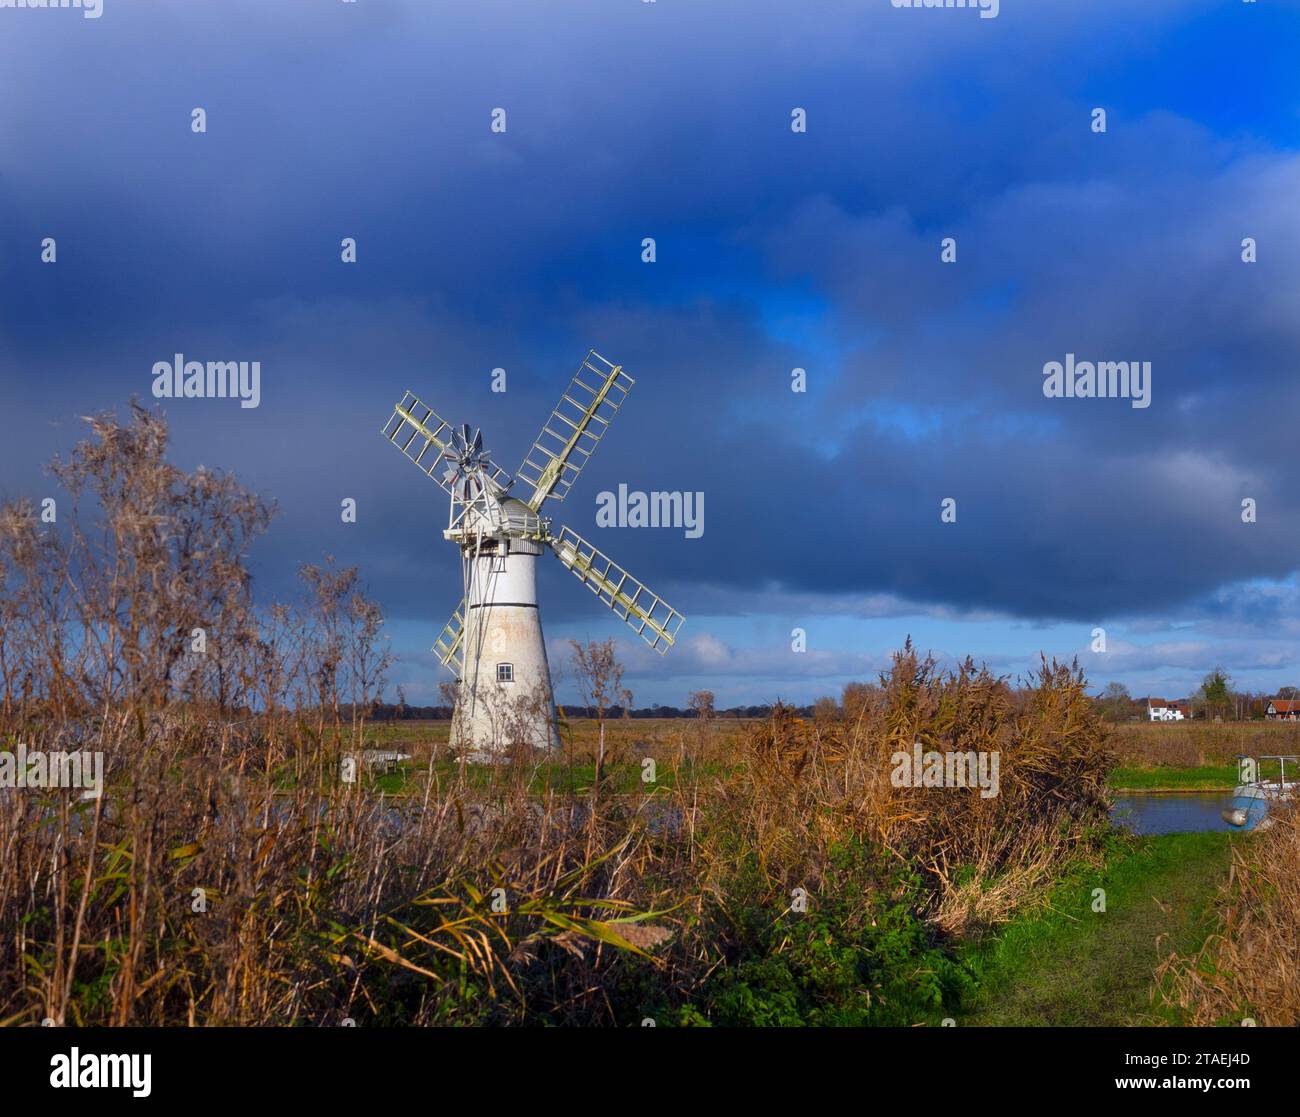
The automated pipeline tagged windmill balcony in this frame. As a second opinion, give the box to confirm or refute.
[445,496,550,544]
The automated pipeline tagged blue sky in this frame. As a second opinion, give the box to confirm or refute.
[3,0,1300,707]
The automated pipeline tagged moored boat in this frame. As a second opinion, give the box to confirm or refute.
[1221,754,1299,830]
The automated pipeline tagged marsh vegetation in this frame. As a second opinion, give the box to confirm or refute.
[0,406,1291,1027]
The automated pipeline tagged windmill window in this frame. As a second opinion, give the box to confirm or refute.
[490,554,507,573]
[496,663,514,683]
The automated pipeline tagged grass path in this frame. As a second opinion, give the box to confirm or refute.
[955,832,1234,1026]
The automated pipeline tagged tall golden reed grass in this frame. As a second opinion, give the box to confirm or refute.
[0,405,1119,1026]
[1157,806,1300,1026]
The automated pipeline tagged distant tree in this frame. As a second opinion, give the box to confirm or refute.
[1099,681,1132,722]
[1201,668,1233,721]
[569,639,625,779]
[1278,686,1300,700]
[812,695,838,722]
[842,682,874,723]
[688,690,715,720]
[345,588,392,738]
[299,558,358,725]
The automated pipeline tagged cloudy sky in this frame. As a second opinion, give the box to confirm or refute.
[3,0,1300,707]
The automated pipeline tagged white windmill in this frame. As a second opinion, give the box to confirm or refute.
[382,350,684,756]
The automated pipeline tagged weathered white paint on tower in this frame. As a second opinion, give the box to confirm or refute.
[451,537,559,753]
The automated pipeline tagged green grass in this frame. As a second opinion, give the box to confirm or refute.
[338,754,1261,801]
[366,759,726,796]
[945,831,1234,1026]
[1110,765,1238,791]
[361,758,1242,796]
[1110,758,1290,791]
[358,760,1242,797]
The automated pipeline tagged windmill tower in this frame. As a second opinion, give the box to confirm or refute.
[382,350,685,757]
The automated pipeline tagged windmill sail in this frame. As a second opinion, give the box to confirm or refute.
[383,392,511,496]
[549,525,683,653]
[431,597,467,676]
[516,351,634,511]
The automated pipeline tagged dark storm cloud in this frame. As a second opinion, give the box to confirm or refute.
[2,0,1297,651]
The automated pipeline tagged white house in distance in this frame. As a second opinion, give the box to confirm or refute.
[1145,697,1188,722]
